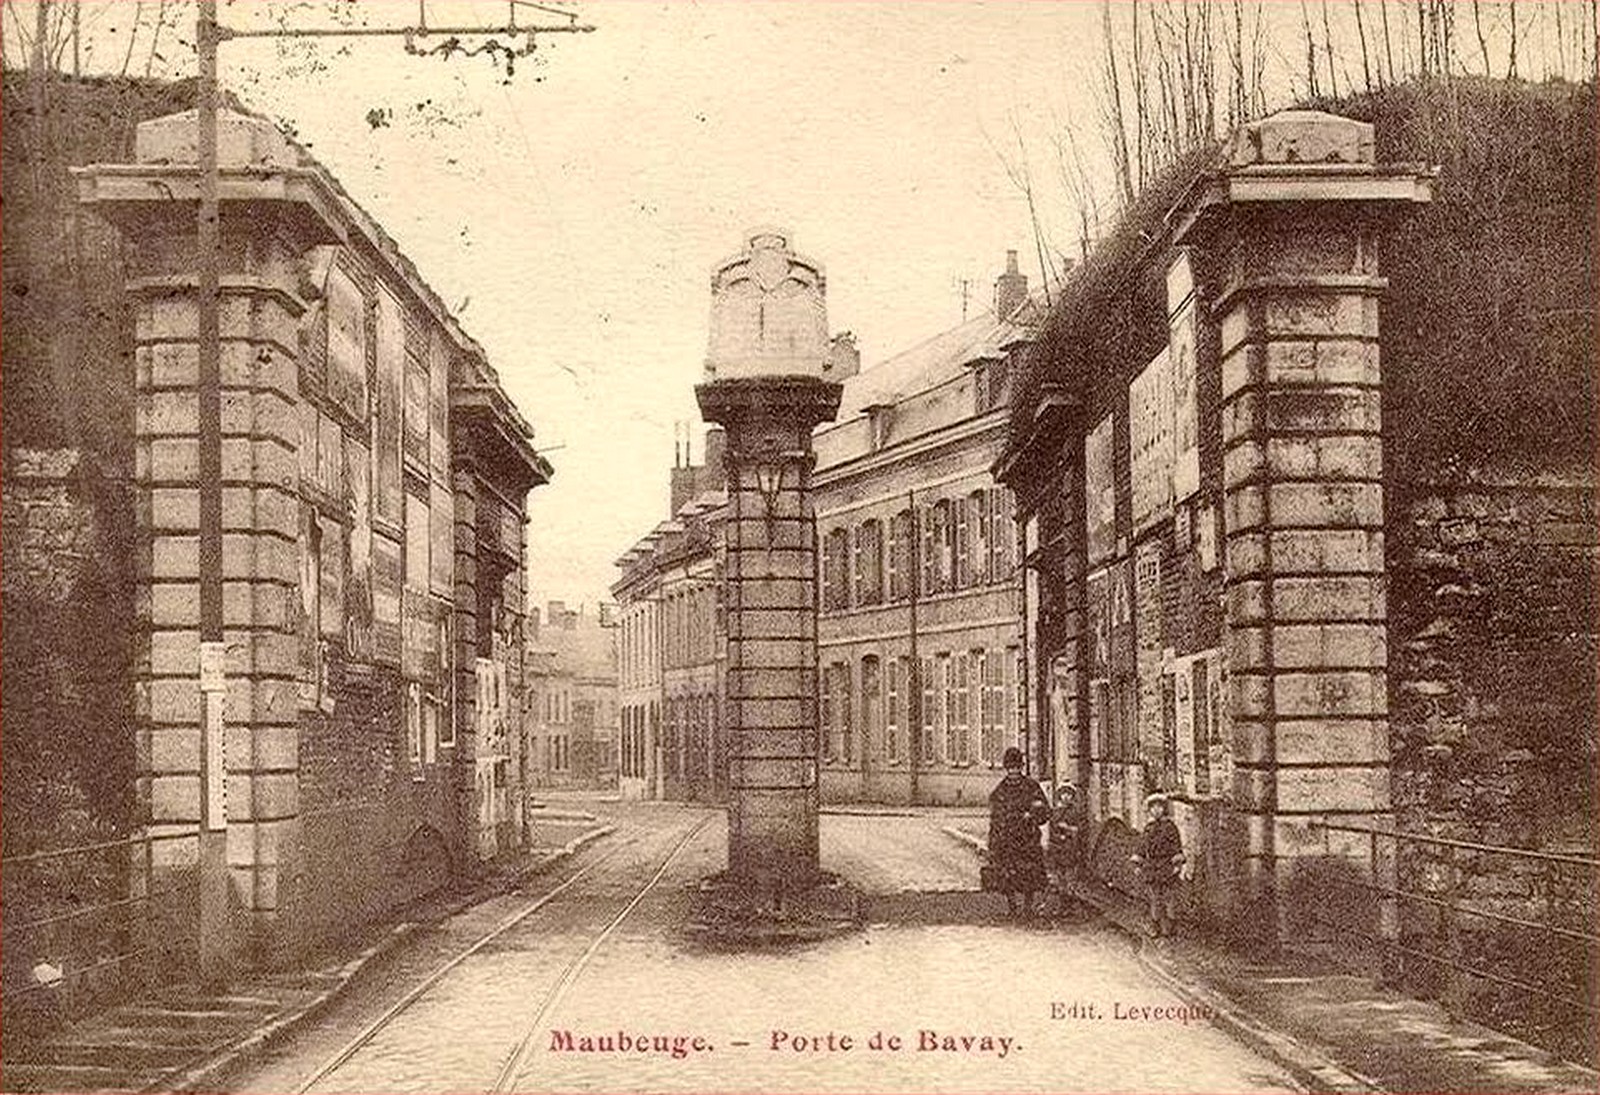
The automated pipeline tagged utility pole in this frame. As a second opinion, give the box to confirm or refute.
[188,0,595,984]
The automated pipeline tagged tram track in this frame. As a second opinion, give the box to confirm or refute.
[290,811,713,1094]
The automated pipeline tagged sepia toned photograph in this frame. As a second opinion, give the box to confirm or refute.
[2,2,1596,1092]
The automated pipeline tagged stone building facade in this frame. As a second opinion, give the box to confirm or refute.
[999,84,1596,1025]
[523,601,620,791]
[612,437,726,802]
[1001,109,1436,942]
[612,254,1037,808]
[66,103,550,971]
[811,253,1035,805]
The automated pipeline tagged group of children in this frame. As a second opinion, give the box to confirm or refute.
[989,753,1187,938]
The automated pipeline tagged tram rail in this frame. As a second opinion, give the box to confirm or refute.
[291,811,713,1094]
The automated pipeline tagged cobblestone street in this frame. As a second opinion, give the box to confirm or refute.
[220,801,1297,1094]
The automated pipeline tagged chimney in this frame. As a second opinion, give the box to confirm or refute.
[670,464,696,516]
[701,428,727,492]
[994,249,1028,320]
[825,332,860,381]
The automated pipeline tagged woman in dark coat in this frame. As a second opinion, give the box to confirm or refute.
[987,747,1051,918]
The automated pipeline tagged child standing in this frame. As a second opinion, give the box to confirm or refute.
[1132,793,1184,938]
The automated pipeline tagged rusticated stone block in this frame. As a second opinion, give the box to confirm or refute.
[731,697,813,729]
[1277,719,1389,765]
[1262,388,1381,435]
[1275,765,1389,814]
[148,438,200,483]
[1226,578,1268,622]
[149,727,202,772]
[1271,528,1384,573]
[150,628,200,676]
[1262,293,1378,341]
[137,343,200,388]
[1266,435,1382,481]
[150,582,201,627]
[1274,670,1386,718]
[1228,625,1271,670]
[148,677,202,725]
[733,638,810,670]
[150,774,201,821]
[1273,575,1385,621]
[1268,482,1383,528]
[138,390,199,437]
[1273,623,1387,668]
[1225,484,1266,532]
[734,728,815,757]
[1227,673,1271,720]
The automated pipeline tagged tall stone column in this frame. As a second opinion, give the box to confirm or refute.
[77,110,343,969]
[695,230,842,890]
[1171,111,1434,944]
[698,379,840,882]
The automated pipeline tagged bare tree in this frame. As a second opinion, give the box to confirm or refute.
[1301,0,1322,95]
[1100,0,1136,205]
[1507,0,1519,78]
[1354,0,1374,91]
[1472,0,1493,74]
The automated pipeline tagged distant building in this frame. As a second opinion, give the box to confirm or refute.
[612,433,726,801]
[812,252,1040,805]
[522,602,620,793]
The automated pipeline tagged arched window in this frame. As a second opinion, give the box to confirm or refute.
[860,656,881,761]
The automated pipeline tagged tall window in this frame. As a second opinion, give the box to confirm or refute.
[837,662,855,765]
[920,504,941,596]
[938,653,956,763]
[832,527,854,610]
[951,652,972,763]
[885,512,901,601]
[885,658,902,763]
[938,500,957,592]
[889,508,915,601]
[860,656,881,762]
[989,489,1013,580]
[855,520,883,606]
[821,667,838,763]
[954,498,970,589]
[969,490,990,586]
[920,656,937,764]
[980,649,1005,764]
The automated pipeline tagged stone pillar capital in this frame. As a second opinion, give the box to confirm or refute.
[1168,110,1436,249]
[695,376,844,435]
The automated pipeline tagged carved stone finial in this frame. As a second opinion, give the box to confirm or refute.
[704,229,829,380]
[1230,109,1376,167]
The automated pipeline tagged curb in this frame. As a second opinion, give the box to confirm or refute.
[939,824,987,854]
[144,823,617,1094]
[939,823,1381,1094]
[1133,944,1383,1095]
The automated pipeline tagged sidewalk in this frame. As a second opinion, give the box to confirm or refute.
[0,826,613,1095]
[941,825,1600,1095]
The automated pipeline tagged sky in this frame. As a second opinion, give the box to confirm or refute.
[6,0,1576,609]
[10,0,1109,608]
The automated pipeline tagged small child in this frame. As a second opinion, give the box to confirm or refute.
[1131,793,1184,938]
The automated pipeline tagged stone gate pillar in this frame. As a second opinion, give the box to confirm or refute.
[1171,111,1434,945]
[76,110,343,969]
[695,230,841,888]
